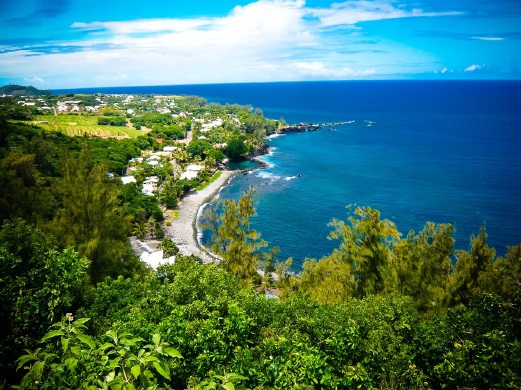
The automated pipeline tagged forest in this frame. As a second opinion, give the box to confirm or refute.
[0,90,520,389]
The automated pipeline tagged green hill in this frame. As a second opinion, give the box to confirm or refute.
[0,84,52,96]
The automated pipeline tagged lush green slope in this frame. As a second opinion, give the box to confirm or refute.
[32,114,144,138]
[0,84,52,96]
[1,91,520,389]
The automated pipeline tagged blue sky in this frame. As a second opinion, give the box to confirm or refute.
[1,0,520,88]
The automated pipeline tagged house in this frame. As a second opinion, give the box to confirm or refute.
[186,164,204,172]
[140,250,164,268]
[180,171,198,180]
[142,183,156,196]
[140,250,176,269]
[142,177,159,195]
[121,176,137,185]
[180,164,204,180]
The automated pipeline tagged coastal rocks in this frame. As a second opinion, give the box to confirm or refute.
[279,122,322,133]
[248,143,270,157]
[277,121,348,134]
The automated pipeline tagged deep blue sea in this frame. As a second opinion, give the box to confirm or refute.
[55,81,521,269]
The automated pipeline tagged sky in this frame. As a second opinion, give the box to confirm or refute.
[1,0,520,88]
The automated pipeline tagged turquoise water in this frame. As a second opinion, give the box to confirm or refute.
[197,81,521,269]
[55,81,521,269]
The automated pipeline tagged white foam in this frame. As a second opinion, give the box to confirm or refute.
[284,175,298,181]
[266,133,285,139]
[257,171,281,181]
[256,155,275,168]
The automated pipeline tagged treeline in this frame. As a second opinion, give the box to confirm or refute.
[204,192,521,313]
[3,223,520,388]
[0,84,52,96]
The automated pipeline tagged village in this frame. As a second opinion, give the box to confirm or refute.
[2,89,281,269]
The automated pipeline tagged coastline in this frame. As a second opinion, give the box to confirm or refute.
[166,170,236,263]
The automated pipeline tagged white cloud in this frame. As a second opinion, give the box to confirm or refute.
[471,37,504,41]
[24,76,47,84]
[309,0,461,27]
[441,67,448,74]
[64,0,313,67]
[464,64,483,72]
[0,0,467,87]
[292,61,376,77]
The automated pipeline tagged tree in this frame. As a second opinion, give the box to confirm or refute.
[299,256,355,304]
[202,188,267,285]
[160,179,179,208]
[132,221,148,240]
[478,242,520,300]
[224,136,249,161]
[0,150,49,221]
[187,140,212,158]
[327,206,400,298]
[49,145,139,283]
[388,222,454,314]
[0,220,89,384]
[448,225,495,306]
[158,237,179,257]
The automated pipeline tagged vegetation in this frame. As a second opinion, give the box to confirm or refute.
[1,88,520,389]
[31,114,142,137]
[0,85,52,96]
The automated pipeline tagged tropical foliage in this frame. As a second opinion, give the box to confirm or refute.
[1,90,520,389]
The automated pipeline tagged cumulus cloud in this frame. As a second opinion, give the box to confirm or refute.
[0,0,468,86]
[292,61,376,77]
[66,0,312,62]
[464,64,483,72]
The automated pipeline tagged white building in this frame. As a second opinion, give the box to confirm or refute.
[180,164,204,180]
[121,176,137,185]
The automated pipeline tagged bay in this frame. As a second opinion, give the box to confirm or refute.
[195,81,521,269]
[55,81,521,269]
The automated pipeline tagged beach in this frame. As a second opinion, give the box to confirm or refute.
[166,170,235,263]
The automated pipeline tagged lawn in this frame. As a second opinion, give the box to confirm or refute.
[30,114,144,138]
[196,171,222,191]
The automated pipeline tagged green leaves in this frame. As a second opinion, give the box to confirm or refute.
[164,347,183,359]
[40,329,64,343]
[153,361,171,380]
[77,333,96,350]
[15,314,186,389]
[203,188,267,285]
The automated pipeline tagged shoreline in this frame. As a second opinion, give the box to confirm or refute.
[166,144,272,264]
[166,169,236,263]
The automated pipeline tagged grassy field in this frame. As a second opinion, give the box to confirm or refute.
[30,114,145,138]
[196,171,222,191]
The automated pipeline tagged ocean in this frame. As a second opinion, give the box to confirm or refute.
[55,81,521,269]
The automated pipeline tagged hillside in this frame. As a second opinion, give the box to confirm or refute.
[0,84,52,96]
